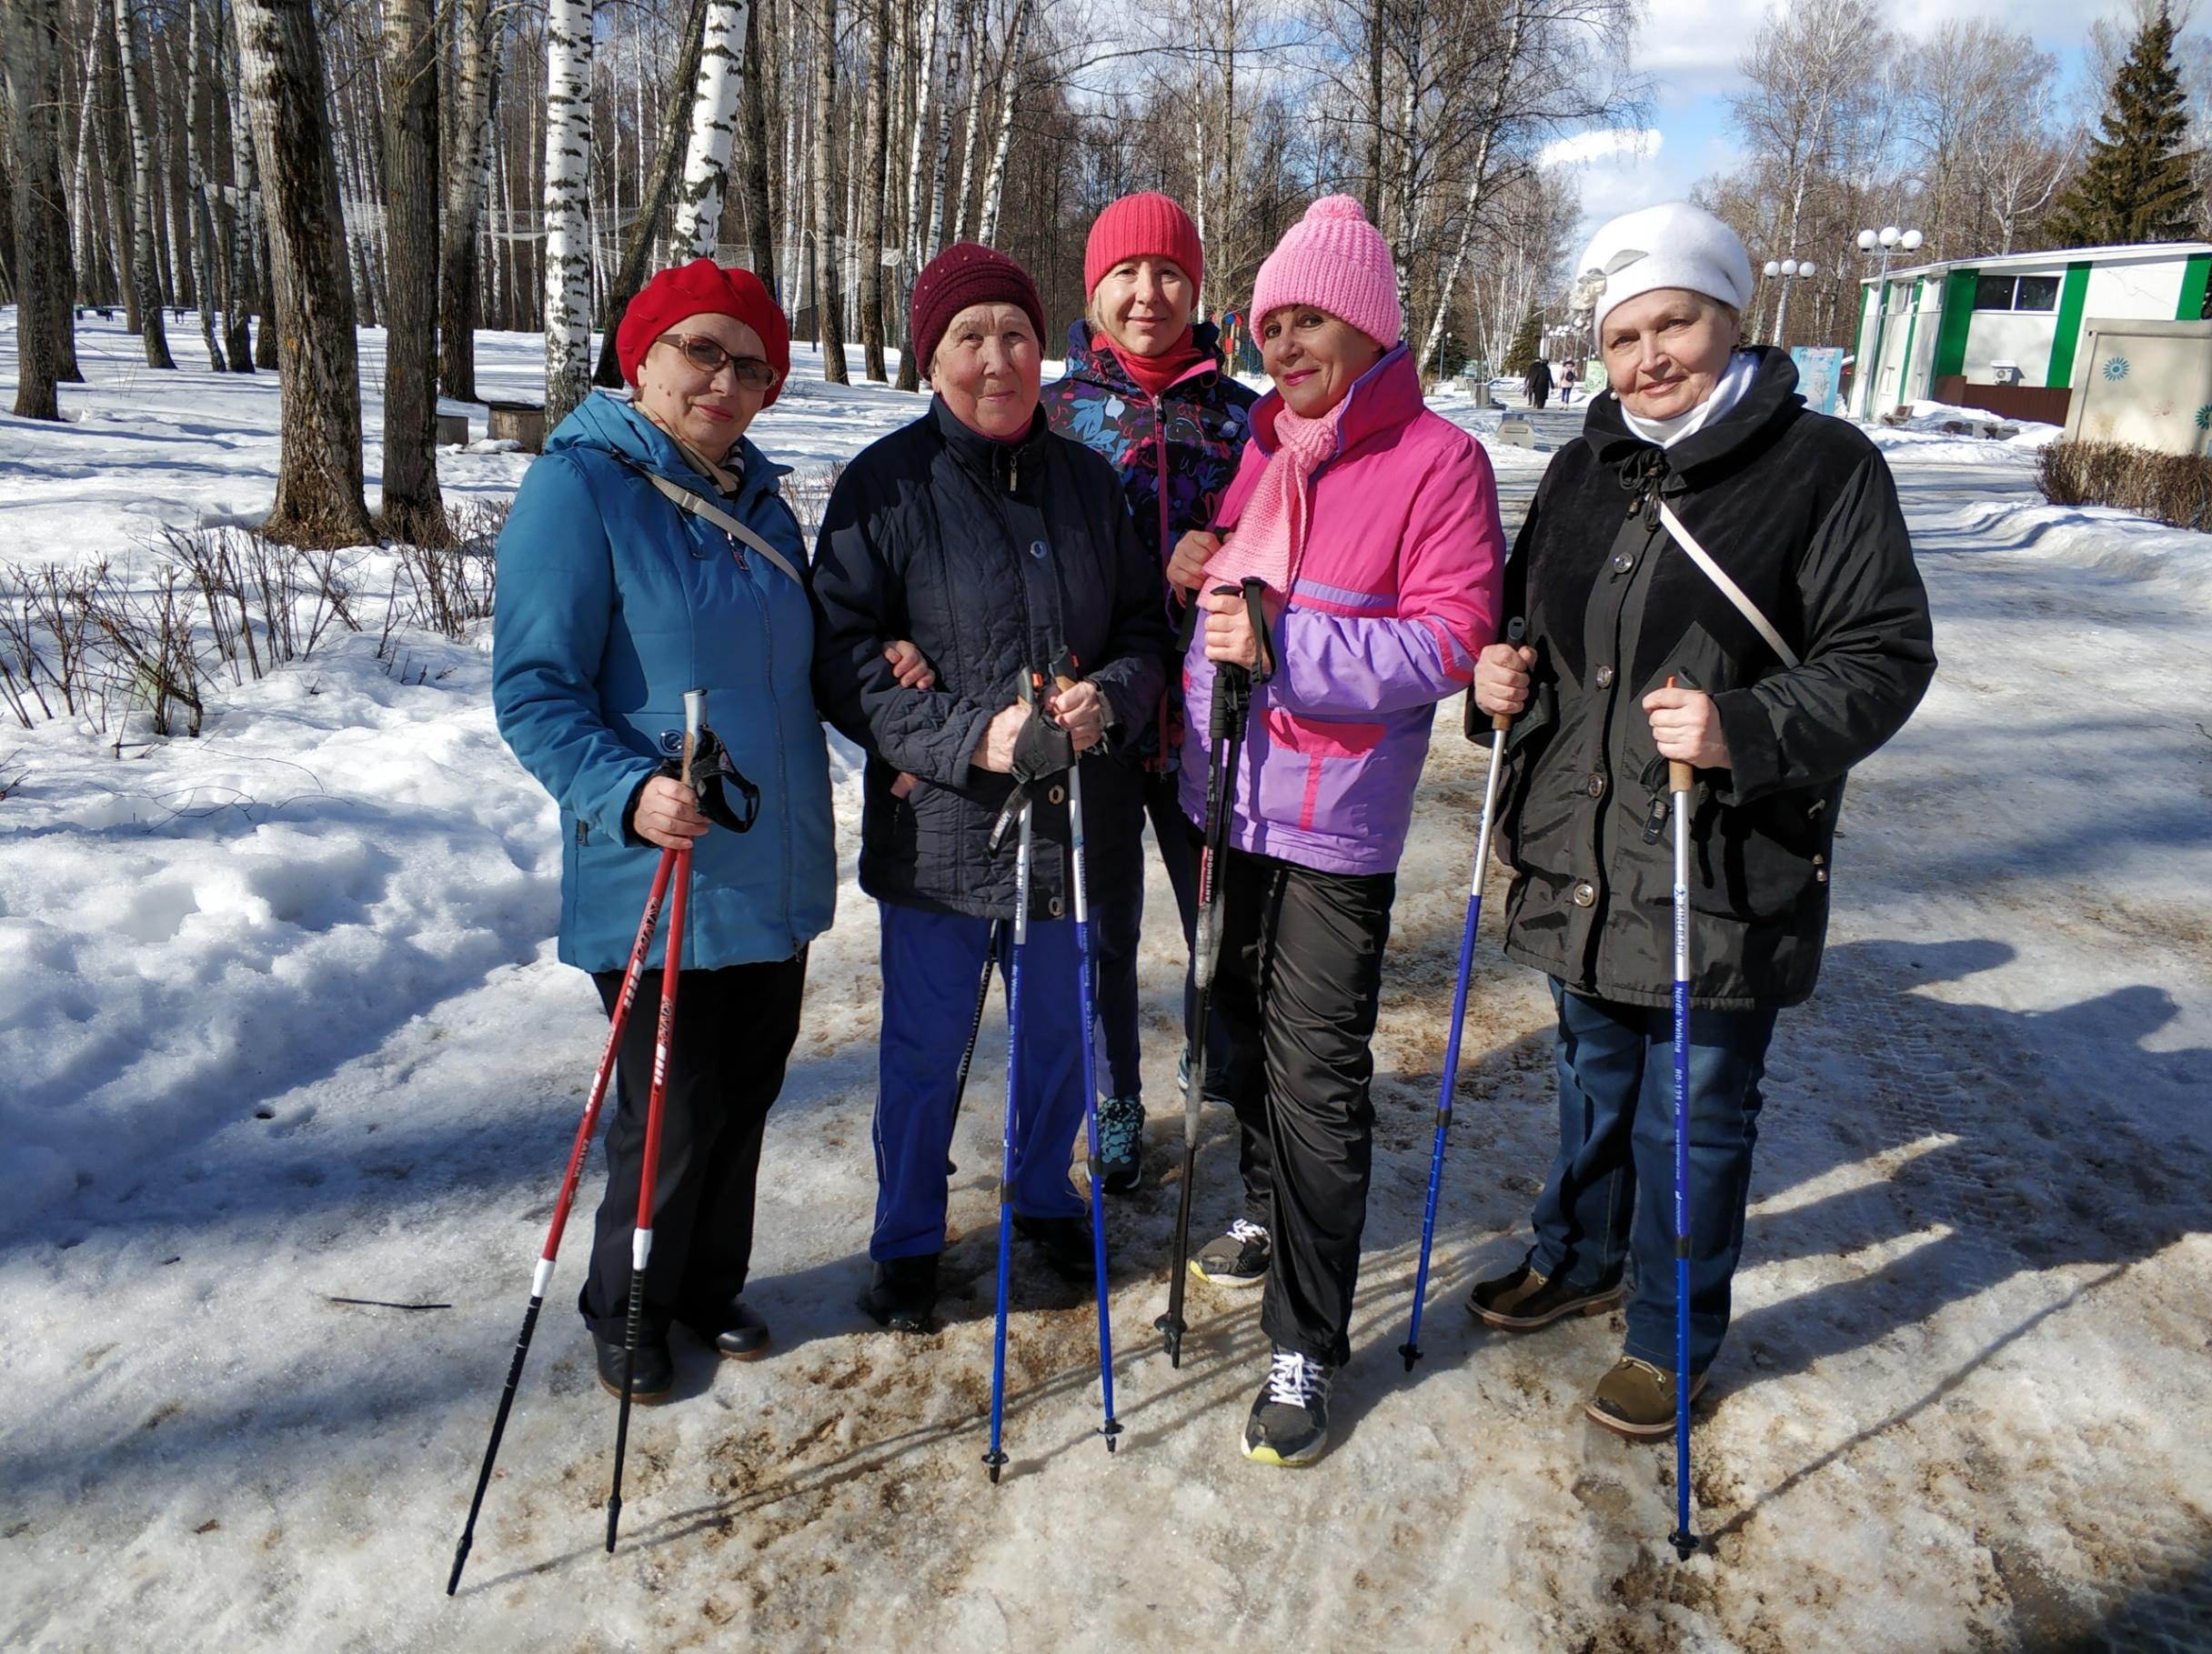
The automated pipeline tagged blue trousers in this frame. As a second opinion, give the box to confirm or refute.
[871,902,1090,1261]
[1527,981,1778,1375]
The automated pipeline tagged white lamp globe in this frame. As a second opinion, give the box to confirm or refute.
[1901,229,1924,252]
[1765,260,1782,277]
[1879,226,1901,247]
[1782,258,1799,276]
[1799,261,1816,279]
[1857,229,1877,250]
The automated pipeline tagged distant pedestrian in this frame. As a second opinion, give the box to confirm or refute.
[1524,355,1553,410]
[1041,192,1257,1197]
[1168,197,1505,1465]
[1462,200,1936,1437]
[492,258,830,1402]
[1560,358,1579,405]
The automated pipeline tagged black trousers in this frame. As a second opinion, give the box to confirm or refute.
[1210,847,1394,1367]
[579,956,806,1341]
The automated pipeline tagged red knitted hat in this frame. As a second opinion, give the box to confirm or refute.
[616,259,791,405]
[1084,192,1204,299]
[909,243,1046,378]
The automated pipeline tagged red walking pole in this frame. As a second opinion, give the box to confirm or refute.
[605,689,703,1553]
[447,846,679,1594]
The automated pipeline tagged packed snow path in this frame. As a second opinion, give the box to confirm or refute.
[3,332,2208,1651]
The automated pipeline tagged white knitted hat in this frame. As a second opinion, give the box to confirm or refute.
[1568,202,1754,336]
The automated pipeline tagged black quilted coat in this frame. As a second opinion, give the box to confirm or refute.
[1488,347,1936,1009]
[810,398,1172,920]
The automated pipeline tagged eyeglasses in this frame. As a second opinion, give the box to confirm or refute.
[657,332,781,391]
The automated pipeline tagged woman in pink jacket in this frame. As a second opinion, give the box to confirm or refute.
[1171,196,1505,1464]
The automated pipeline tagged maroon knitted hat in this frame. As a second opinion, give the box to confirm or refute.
[909,243,1046,378]
[616,258,791,405]
[1084,192,1204,299]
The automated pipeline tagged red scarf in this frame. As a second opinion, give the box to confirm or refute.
[1104,328,1204,399]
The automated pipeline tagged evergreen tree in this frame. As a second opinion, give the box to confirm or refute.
[2047,5,2200,246]
[1504,306,1543,376]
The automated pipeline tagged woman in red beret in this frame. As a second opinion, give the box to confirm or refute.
[492,259,840,1402]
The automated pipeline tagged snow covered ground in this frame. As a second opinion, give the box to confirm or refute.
[2,320,2208,1652]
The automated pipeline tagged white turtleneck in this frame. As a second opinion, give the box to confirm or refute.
[1616,349,1762,448]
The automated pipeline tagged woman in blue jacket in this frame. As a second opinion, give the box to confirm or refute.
[492,260,835,1403]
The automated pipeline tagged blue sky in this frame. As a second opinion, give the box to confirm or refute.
[1548,0,2116,249]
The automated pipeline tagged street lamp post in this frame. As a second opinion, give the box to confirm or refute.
[1763,256,1817,346]
[1855,224,1923,418]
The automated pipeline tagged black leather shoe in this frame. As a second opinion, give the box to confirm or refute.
[1012,1212,1096,1283]
[683,1298,770,1359]
[860,1254,940,1332]
[591,1328,675,1401]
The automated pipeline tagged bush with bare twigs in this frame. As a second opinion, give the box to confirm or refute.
[2036,441,2212,532]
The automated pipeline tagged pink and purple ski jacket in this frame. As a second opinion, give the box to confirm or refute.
[1179,345,1505,877]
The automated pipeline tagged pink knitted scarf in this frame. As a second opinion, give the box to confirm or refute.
[1202,395,1350,597]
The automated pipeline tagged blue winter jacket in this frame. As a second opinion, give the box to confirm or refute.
[492,392,835,973]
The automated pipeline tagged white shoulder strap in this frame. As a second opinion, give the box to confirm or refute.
[1655,497,1801,669]
[638,467,807,588]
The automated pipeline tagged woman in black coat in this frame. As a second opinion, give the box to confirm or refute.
[1463,202,1936,1436]
[810,244,1171,1330]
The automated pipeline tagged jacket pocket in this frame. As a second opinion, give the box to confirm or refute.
[1689,791,1828,921]
[1255,708,1385,834]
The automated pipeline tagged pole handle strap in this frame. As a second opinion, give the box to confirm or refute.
[1655,498,1801,670]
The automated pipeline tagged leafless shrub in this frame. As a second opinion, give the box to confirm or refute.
[2036,440,2212,532]
[779,462,845,546]
[80,564,207,738]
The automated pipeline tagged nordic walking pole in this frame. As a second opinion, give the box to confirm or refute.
[1665,676,1699,1562]
[607,689,704,1552]
[983,727,1037,1484]
[1400,618,1524,1373]
[1158,579,1267,1368]
[447,845,678,1594]
[1057,659,1121,1452]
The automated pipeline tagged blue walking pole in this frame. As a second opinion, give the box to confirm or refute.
[1066,757,1122,1450]
[983,787,1031,1485]
[1401,621,1522,1372]
[1666,698,1700,1560]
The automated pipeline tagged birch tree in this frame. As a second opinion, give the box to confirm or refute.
[183,0,226,370]
[438,0,498,398]
[113,0,176,367]
[5,0,75,418]
[671,0,749,258]
[974,0,1031,246]
[542,0,596,424]
[233,0,372,545]
[857,0,891,378]
[810,0,849,381]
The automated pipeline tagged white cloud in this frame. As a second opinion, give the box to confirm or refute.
[1538,127,1664,169]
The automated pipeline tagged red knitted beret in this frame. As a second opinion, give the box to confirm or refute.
[615,259,790,405]
[1084,192,1204,299]
[908,243,1046,379]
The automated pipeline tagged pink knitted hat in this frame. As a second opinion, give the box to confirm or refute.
[1085,192,1205,298]
[1250,195,1403,348]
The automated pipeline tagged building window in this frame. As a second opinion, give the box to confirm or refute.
[1974,273,2061,312]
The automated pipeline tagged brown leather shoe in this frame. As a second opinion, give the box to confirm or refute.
[1468,1262,1625,1330]
[1584,1356,1710,1438]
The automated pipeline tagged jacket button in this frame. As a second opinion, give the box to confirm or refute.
[1812,852,1826,866]
[1595,664,1615,688]
[1586,771,1606,798]
[1572,880,1597,907]
[1030,539,1049,559]
[1048,896,1064,917]
[1611,551,1634,574]
[1048,784,1066,805]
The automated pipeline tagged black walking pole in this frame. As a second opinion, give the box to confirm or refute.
[1157,579,1271,1368]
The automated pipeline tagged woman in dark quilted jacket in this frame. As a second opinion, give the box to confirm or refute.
[1040,192,1257,1198]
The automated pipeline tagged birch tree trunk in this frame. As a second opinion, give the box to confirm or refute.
[5,0,73,418]
[948,0,984,243]
[894,0,939,388]
[857,0,890,379]
[221,10,264,370]
[381,0,446,542]
[670,0,748,258]
[437,0,497,398]
[591,0,709,386]
[973,0,1028,246]
[541,0,596,425]
[809,0,848,381]
[113,0,175,366]
[233,0,373,545]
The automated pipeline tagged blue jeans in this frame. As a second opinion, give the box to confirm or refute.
[870,902,1090,1261]
[1526,981,1778,1375]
